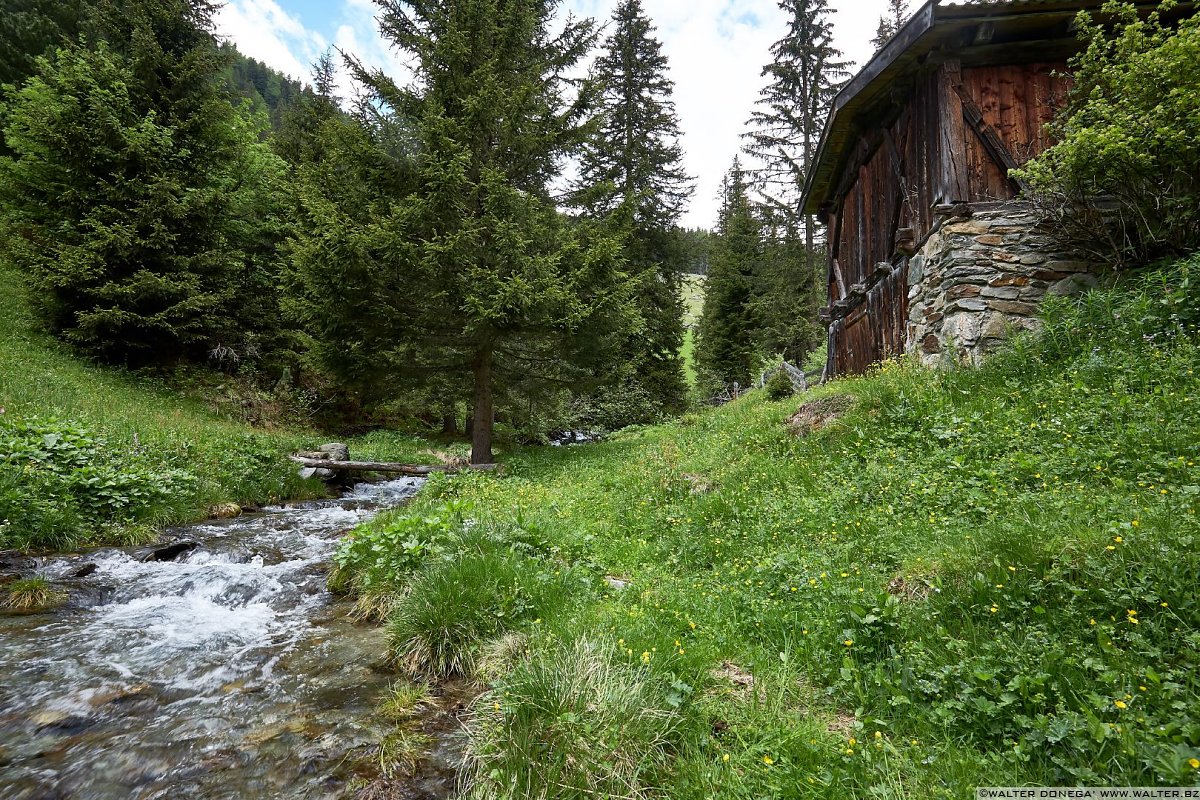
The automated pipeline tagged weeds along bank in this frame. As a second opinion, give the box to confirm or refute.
[0,260,317,551]
[0,262,432,553]
[335,258,1200,797]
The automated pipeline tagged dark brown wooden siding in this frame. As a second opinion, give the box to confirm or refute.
[826,60,1070,377]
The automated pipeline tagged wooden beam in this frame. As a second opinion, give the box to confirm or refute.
[937,59,971,203]
[954,84,1032,194]
[289,456,501,476]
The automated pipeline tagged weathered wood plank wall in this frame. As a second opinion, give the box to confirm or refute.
[826,60,1069,376]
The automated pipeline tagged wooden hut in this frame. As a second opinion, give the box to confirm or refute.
[801,0,1188,376]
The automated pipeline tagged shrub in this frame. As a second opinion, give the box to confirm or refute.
[763,368,795,401]
[328,500,472,599]
[462,638,679,800]
[1015,1,1200,266]
[0,416,195,551]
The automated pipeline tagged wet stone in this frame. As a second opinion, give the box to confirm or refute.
[138,540,199,563]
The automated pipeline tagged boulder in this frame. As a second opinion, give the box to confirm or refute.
[1048,273,1099,297]
[139,541,199,563]
[209,503,242,520]
[318,443,350,462]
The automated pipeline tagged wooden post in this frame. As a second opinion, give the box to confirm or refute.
[937,58,970,204]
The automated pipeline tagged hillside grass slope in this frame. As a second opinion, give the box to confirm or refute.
[0,263,434,552]
[338,257,1200,797]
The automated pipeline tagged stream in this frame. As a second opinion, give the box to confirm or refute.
[0,478,456,800]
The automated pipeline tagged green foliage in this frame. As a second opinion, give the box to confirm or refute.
[0,416,194,550]
[287,0,634,463]
[803,341,828,374]
[0,0,290,366]
[575,381,662,433]
[220,43,309,132]
[329,501,472,598]
[0,0,88,90]
[0,258,323,553]
[346,256,1200,795]
[2,575,66,610]
[696,159,762,394]
[763,369,795,401]
[463,638,679,800]
[572,0,694,415]
[1016,1,1200,266]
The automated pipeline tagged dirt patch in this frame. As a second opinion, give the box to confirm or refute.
[786,394,856,436]
[887,574,935,602]
[709,661,756,701]
[827,709,857,736]
[682,473,715,495]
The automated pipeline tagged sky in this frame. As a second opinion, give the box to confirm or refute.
[214,0,903,228]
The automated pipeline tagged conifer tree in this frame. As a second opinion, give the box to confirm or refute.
[0,0,88,89]
[743,0,849,238]
[741,0,848,368]
[871,0,910,52]
[0,0,287,365]
[574,0,694,416]
[696,158,761,392]
[290,0,632,464]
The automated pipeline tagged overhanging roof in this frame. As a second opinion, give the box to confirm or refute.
[800,0,1192,215]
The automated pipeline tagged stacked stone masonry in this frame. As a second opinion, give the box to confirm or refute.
[906,202,1099,366]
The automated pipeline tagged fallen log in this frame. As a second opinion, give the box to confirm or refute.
[288,456,501,476]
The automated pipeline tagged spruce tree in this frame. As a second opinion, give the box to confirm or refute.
[0,0,89,89]
[741,0,848,367]
[574,0,694,417]
[743,0,849,236]
[871,0,910,52]
[696,158,761,393]
[290,0,632,463]
[0,0,287,365]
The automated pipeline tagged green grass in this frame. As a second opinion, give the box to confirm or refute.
[338,257,1200,796]
[0,262,439,552]
[681,273,706,328]
[2,575,66,610]
[681,273,705,396]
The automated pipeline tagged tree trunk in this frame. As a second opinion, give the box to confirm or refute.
[470,346,494,465]
[441,407,459,436]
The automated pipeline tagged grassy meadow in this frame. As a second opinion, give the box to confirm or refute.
[337,258,1200,797]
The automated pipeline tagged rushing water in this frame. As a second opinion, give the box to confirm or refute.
[0,478,438,800]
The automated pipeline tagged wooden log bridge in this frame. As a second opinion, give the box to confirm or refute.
[289,455,500,476]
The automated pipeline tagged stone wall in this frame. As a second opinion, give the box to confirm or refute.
[906,202,1100,366]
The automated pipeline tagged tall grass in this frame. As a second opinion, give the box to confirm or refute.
[463,638,678,800]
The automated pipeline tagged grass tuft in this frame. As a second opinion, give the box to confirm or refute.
[3,576,66,611]
[462,638,678,800]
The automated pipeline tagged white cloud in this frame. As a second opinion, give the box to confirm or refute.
[214,0,328,81]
